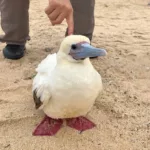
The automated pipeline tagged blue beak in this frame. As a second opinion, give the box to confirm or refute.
[70,43,107,60]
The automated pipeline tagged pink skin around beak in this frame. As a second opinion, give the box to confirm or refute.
[69,42,107,60]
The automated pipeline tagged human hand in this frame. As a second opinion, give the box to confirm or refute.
[45,0,74,35]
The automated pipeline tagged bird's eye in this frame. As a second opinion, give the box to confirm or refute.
[71,44,77,50]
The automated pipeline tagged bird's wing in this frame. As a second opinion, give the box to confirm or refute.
[32,53,57,109]
[36,53,57,74]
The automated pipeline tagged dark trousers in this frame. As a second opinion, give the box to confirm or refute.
[0,0,95,45]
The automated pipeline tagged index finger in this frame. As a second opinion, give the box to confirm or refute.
[66,13,74,35]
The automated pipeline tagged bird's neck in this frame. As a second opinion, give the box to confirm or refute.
[57,52,92,66]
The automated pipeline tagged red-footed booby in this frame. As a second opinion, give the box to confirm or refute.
[32,35,107,136]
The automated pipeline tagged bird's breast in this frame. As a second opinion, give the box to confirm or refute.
[43,65,102,118]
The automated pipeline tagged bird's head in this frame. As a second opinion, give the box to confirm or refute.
[57,35,107,63]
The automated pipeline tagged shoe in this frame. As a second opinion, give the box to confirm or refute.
[90,56,98,59]
[3,44,25,60]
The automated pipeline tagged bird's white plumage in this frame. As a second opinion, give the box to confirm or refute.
[32,35,103,119]
[36,53,57,74]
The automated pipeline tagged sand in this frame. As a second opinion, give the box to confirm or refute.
[0,0,150,149]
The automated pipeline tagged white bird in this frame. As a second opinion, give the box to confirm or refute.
[32,35,107,136]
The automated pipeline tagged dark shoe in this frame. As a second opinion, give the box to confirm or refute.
[3,44,25,60]
[90,56,98,59]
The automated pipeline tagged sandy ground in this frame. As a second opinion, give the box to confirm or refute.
[0,0,150,149]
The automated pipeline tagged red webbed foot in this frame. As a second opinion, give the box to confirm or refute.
[33,115,63,136]
[66,116,95,132]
